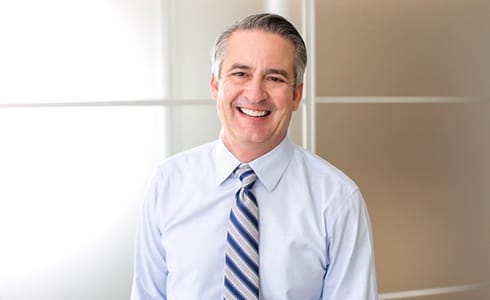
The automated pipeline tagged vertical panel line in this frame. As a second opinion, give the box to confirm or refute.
[302,0,316,153]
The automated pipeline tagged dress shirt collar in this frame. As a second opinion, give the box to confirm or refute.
[215,139,241,186]
[215,137,294,192]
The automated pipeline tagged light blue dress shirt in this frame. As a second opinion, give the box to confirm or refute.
[131,137,378,299]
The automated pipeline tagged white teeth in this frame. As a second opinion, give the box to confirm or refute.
[240,107,269,117]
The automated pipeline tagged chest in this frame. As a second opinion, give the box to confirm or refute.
[160,182,327,299]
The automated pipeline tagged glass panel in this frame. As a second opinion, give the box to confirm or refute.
[0,106,166,300]
[315,102,490,295]
[316,0,490,96]
[167,105,221,154]
[0,0,164,104]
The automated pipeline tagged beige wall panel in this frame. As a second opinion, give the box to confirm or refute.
[316,0,490,96]
[315,103,490,296]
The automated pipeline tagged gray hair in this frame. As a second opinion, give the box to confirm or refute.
[211,13,307,88]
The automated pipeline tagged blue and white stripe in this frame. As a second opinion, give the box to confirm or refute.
[224,165,259,300]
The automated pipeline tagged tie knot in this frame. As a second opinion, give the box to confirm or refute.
[236,164,257,188]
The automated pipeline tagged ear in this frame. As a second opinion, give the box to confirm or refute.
[292,83,304,111]
[210,73,219,100]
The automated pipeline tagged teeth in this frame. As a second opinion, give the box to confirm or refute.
[240,107,269,117]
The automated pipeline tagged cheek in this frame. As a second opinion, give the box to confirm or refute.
[216,95,235,120]
[277,95,297,112]
[221,80,244,99]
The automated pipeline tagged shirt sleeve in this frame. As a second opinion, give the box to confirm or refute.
[131,167,168,300]
[322,189,378,300]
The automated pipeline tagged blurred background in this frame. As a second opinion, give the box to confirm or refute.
[0,0,488,299]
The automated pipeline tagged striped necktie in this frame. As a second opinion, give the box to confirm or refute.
[224,164,260,299]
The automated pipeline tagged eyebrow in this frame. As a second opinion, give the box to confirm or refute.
[226,63,252,72]
[226,63,290,80]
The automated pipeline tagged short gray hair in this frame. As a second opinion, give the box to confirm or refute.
[211,13,307,88]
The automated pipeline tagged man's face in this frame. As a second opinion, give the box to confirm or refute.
[211,29,303,161]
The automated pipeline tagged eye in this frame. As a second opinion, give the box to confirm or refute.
[266,75,287,84]
[231,71,247,77]
[268,76,283,82]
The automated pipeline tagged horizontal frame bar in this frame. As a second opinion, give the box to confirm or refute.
[379,282,489,299]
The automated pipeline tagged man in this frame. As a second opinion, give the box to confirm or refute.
[131,13,377,299]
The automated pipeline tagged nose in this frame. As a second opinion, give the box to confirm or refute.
[244,77,267,103]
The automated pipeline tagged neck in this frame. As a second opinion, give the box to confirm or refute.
[221,136,285,163]
[228,146,268,163]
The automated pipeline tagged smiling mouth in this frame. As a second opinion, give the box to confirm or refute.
[238,107,271,118]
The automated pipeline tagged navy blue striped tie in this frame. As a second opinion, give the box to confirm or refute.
[224,164,259,300]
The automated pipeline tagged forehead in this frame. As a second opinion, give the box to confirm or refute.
[222,29,295,72]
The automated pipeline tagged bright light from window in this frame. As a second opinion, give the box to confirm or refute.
[0,107,165,299]
[0,0,164,104]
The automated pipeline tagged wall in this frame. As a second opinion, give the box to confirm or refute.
[315,0,490,298]
[316,103,490,299]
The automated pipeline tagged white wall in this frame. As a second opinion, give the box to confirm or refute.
[0,1,165,299]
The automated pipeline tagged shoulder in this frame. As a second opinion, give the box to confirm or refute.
[290,144,359,195]
[146,141,218,207]
[289,146,369,228]
[161,140,217,166]
[291,144,356,184]
[156,140,217,177]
